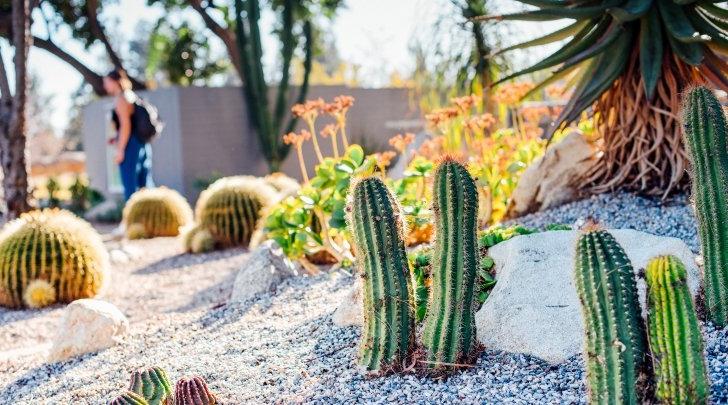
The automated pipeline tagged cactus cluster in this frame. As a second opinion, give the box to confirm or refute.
[129,366,173,405]
[349,177,415,372]
[109,367,217,405]
[174,376,217,405]
[0,209,109,309]
[645,256,709,404]
[194,176,278,248]
[123,187,193,239]
[109,391,149,405]
[682,85,728,327]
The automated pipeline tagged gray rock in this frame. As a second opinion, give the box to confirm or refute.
[83,200,121,222]
[332,281,363,327]
[476,229,701,364]
[229,240,300,303]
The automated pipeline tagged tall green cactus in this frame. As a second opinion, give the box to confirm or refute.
[422,158,479,368]
[349,177,415,372]
[129,366,173,405]
[646,256,710,404]
[682,85,728,327]
[574,229,650,404]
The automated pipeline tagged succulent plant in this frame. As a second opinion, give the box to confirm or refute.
[180,225,216,254]
[422,158,480,368]
[174,376,217,405]
[682,85,728,327]
[195,176,278,248]
[109,391,149,405]
[129,366,173,405]
[123,187,193,239]
[0,209,109,309]
[349,177,415,372]
[645,256,710,404]
[574,229,650,404]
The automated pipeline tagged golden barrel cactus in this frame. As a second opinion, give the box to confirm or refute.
[0,209,109,309]
[264,173,300,199]
[195,176,277,248]
[123,187,193,239]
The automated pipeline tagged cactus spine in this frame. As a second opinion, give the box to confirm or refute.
[174,376,217,405]
[349,177,415,372]
[129,366,173,405]
[123,187,193,239]
[109,391,149,405]
[574,230,649,404]
[682,85,728,327]
[646,256,710,404]
[422,159,479,367]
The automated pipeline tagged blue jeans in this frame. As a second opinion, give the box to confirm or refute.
[119,134,153,201]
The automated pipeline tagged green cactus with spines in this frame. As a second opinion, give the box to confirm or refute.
[646,256,710,405]
[682,85,728,327]
[174,376,217,405]
[123,187,194,239]
[129,366,173,405]
[574,229,650,404]
[109,391,149,405]
[349,176,415,372]
[422,158,479,368]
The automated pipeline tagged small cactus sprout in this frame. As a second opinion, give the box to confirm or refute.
[22,279,57,309]
[109,391,149,405]
[123,187,194,239]
[190,229,215,254]
[682,85,728,326]
[174,376,217,405]
[646,256,710,404]
[574,230,650,404]
[129,366,173,405]
[349,177,415,372]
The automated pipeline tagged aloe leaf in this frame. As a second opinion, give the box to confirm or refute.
[640,10,664,99]
[659,0,709,42]
[609,0,654,23]
[496,19,589,54]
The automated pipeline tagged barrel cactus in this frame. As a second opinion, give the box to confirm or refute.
[646,256,710,404]
[195,176,278,248]
[123,187,193,239]
[422,158,479,369]
[0,209,109,309]
[264,172,300,198]
[129,366,173,405]
[349,176,415,372]
[109,391,149,405]
[174,376,217,405]
[574,229,650,404]
[180,225,216,254]
[682,85,728,327]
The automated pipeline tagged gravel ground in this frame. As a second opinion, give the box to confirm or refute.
[1,192,727,404]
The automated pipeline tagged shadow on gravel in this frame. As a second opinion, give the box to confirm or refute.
[0,305,59,326]
[133,248,248,275]
[172,270,237,313]
[0,355,86,401]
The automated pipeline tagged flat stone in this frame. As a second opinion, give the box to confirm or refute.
[332,281,363,327]
[229,240,300,303]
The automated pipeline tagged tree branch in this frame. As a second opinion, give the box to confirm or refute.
[188,0,242,76]
[0,42,12,102]
[32,36,106,95]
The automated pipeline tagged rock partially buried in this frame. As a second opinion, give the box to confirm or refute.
[332,281,363,327]
[48,299,128,362]
[475,229,701,364]
[229,240,300,303]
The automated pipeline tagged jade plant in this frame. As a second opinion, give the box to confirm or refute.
[682,85,728,327]
[349,177,415,372]
[122,187,193,239]
[129,366,173,405]
[645,256,710,404]
[422,158,480,369]
[574,229,649,404]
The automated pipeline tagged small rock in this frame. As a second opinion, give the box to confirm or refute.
[332,282,363,327]
[229,240,300,303]
[48,299,128,362]
[84,200,121,222]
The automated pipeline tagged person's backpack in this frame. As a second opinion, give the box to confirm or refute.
[132,97,164,143]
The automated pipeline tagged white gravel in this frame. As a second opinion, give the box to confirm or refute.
[1,192,727,404]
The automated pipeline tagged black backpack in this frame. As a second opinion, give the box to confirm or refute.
[132,97,164,143]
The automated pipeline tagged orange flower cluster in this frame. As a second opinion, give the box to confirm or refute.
[374,151,397,168]
[389,133,415,153]
[283,130,312,147]
[324,95,355,115]
[466,113,497,133]
[521,106,551,124]
[417,137,445,161]
[425,107,460,127]
[320,124,338,138]
[492,82,535,106]
[291,98,326,121]
[450,95,480,112]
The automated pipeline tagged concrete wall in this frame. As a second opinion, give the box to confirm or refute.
[83,85,423,202]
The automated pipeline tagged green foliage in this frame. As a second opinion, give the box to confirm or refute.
[574,230,649,404]
[129,366,173,405]
[0,209,109,309]
[545,223,572,231]
[174,376,217,405]
[68,175,104,215]
[422,159,479,368]
[349,177,414,372]
[478,224,536,248]
[682,85,728,327]
[45,176,61,208]
[408,248,432,322]
[109,391,149,405]
[123,187,194,239]
[646,256,709,405]
[476,255,496,304]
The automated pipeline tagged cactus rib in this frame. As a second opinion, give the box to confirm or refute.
[129,366,173,405]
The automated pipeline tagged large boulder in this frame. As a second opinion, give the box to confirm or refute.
[48,299,128,362]
[506,131,596,217]
[475,229,701,364]
[229,240,300,303]
[332,281,363,327]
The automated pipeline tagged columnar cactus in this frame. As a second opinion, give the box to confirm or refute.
[349,177,415,372]
[0,209,109,309]
[574,230,650,404]
[174,376,217,405]
[109,391,149,405]
[422,158,479,368]
[123,187,193,239]
[129,366,173,405]
[682,85,728,327]
[195,176,278,248]
[646,256,710,404]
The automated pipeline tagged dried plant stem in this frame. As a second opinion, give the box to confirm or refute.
[330,132,339,158]
[338,118,349,149]
[295,145,309,183]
